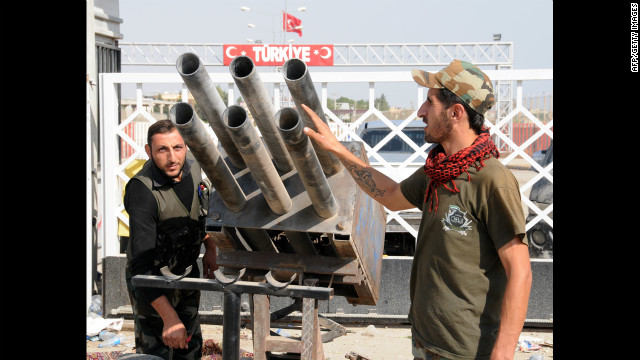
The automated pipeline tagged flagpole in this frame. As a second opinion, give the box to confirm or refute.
[283,0,287,44]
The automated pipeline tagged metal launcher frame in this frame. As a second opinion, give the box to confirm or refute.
[134,53,386,359]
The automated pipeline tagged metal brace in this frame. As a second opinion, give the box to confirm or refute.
[159,265,192,282]
[213,268,246,285]
[318,314,347,343]
[160,265,247,287]
[265,270,297,290]
[268,299,347,343]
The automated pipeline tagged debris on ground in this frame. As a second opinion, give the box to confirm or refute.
[345,351,371,360]
[361,324,377,337]
[86,350,129,360]
[86,338,254,360]
[517,339,541,352]
[87,316,124,336]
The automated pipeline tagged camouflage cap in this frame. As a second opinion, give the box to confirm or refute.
[411,59,495,115]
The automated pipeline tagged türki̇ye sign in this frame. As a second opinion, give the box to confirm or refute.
[223,44,334,66]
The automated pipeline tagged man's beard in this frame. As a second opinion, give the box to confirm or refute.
[152,157,183,180]
[424,110,453,144]
[163,169,182,179]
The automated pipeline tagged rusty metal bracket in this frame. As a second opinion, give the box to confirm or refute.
[159,265,192,282]
[318,314,347,343]
[213,267,246,285]
[270,298,302,322]
[265,270,297,290]
[267,300,346,343]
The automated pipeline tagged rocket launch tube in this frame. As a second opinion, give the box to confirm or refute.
[282,58,343,176]
[176,52,246,169]
[276,107,337,219]
[169,102,247,212]
[229,55,294,173]
[223,105,292,215]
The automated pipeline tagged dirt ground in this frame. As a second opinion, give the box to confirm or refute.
[87,320,553,359]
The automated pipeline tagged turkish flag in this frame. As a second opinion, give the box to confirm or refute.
[283,12,302,37]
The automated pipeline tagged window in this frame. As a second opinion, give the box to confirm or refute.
[360,129,425,152]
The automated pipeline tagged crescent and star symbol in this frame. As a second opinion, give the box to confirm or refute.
[225,46,246,59]
[313,46,332,59]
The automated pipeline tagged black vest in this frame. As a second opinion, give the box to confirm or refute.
[132,153,205,273]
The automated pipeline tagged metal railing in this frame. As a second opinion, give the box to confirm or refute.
[98,68,552,258]
[119,42,513,67]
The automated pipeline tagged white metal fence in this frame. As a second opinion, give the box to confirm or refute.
[119,42,514,67]
[98,68,552,258]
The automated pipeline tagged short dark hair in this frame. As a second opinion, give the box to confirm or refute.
[147,119,177,147]
[435,88,485,135]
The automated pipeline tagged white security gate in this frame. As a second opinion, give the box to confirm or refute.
[98,68,552,259]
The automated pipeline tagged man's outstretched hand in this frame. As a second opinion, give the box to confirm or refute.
[301,104,345,155]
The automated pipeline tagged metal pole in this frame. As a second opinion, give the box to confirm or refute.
[222,291,241,360]
[99,74,120,258]
[86,75,93,313]
[86,0,96,315]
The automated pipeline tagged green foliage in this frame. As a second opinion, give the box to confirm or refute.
[216,85,228,105]
[330,94,389,110]
[374,93,390,111]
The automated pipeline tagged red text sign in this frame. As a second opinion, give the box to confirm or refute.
[223,44,334,66]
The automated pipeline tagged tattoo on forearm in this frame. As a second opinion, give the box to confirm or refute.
[340,159,386,198]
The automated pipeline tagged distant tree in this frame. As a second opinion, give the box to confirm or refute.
[337,96,354,108]
[356,99,368,110]
[328,94,391,111]
[193,86,229,123]
[216,85,228,105]
[193,102,206,122]
[375,93,390,111]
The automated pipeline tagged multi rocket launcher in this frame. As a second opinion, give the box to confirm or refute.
[169,53,386,305]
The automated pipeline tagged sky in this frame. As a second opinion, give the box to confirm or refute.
[117,0,553,108]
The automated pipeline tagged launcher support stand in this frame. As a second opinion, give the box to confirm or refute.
[131,275,333,360]
[252,279,324,360]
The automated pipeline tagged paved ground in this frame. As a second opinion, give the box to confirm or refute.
[87,320,553,359]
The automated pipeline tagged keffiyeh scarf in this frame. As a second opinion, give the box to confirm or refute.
[423,130,500,212]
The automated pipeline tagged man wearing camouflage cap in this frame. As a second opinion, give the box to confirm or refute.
[302,60,531,360]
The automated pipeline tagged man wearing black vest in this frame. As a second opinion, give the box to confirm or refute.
[124,119,218,359]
